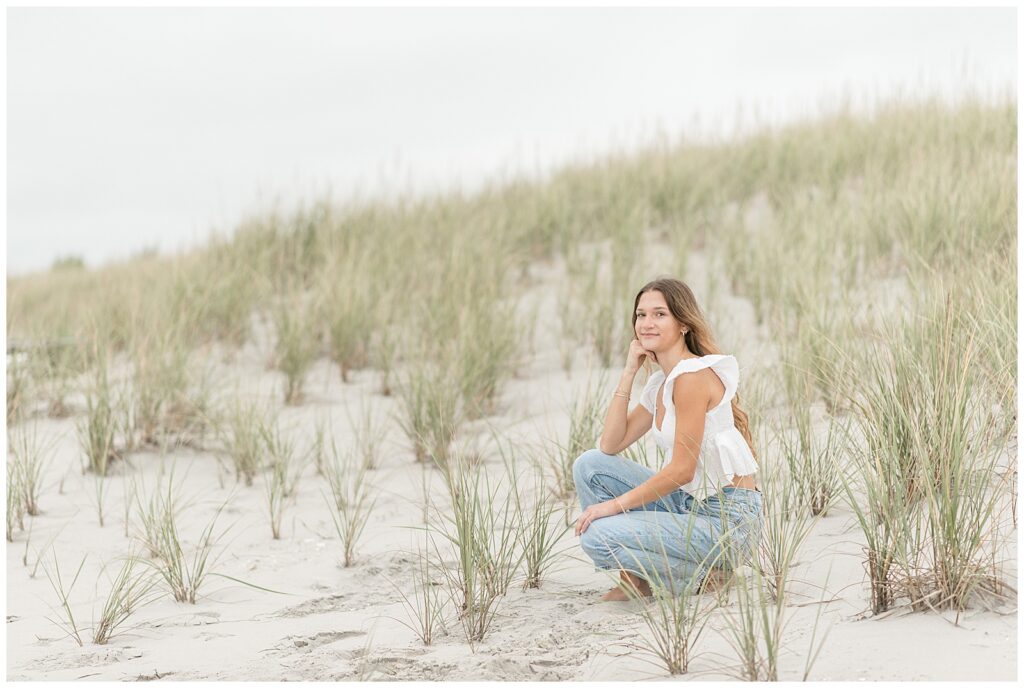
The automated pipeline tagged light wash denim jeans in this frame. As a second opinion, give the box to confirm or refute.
[573,448,762,594]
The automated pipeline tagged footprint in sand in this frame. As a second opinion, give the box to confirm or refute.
[272,591,388,617]
[283,630,365,652]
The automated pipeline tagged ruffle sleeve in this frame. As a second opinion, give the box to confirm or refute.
[713,427,759,478]
[638,370,664,414]
[662,354,740,411]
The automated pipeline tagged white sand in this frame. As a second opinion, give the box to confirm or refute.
[6,240,1017,681]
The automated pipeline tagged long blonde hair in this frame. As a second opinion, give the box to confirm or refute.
[632,277,757,460]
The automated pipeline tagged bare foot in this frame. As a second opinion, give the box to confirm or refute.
[600,572,652,601]
[600,586,633,601]
[699,569,731,594]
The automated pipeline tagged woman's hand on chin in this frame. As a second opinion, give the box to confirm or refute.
[626,339,658,371]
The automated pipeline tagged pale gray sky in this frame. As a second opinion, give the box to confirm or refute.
[6,6,1016,274]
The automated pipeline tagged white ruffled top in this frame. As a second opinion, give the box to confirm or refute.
[637,354,758,500]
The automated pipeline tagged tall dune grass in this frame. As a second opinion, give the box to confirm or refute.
[428,451,524,644]
[8,102,1012,363]
[545,374,607,501]
[718,562,830,681]
[218,399,272,486]
[6,326,36,424]
[368,323,399,396]
[269,285,322,405]
[133,474,228,604]
[260,420,302,540]
[756,454,820,603]
[395,354,462,468]
[9,421,54,517]
[387,542,447,646]
[896,288,1013,614]
[322,437,376,567]
[774,401,841,518]
[41,552,87,646]
[494,436,572,590]
[91,471,110,527]
[13,98,1009,355]
[91,553,161,645]
[127,326,190,448]
[78,355,121,476]
[839,277,1014,615]
[346,398,387,471]
[619,557,718,675]
[33,338,84,418]
[7,461,25,542]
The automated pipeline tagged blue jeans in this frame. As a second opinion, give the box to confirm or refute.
[573,448,762,594]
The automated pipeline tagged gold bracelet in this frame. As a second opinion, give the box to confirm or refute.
[613,391,630,399]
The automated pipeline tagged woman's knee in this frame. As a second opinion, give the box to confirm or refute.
[572,447,616,486]
[579,528,602,559]
[579,517,617,559]
[582,528,655,578]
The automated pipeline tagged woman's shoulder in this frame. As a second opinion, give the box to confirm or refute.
[667,353,734,379]
[664,354,740,403]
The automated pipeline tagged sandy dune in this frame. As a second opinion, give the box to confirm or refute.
[6,242,1017,681]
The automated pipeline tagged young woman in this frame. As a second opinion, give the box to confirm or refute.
[573,277,761,601]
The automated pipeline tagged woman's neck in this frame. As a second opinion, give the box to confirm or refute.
[657,346,700,376]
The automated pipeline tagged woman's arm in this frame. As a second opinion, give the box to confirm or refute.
[597,367,638,454]
[599,403,654,456]
[612,374,707,509]
[598,340,655,455]
[576,374,708,535]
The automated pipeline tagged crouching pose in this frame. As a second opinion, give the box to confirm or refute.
[574,277,762,601]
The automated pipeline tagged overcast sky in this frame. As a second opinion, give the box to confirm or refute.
[6,6,1017,274]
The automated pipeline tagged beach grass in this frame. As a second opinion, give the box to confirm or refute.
[346,399,387,471]
[6,347,33,425]
[218,398,271,487]
[775,405,841,518]
[837,273,1015,615]
[260,420,299,540]
[269,284,322,405]
[626,580,717,676]
[77,355,121,476]
[6,460,25,542]
[428,450,524,644]
[9,421,54,517]
[322,436,376,567]
[309,414,329,477]
[624,562,718,675]
[91,553,161,645]
[133,474,227,604]
[320,254,373,384]
[718,564,789,681]
[35,337,84,418]
[41,551,87,646]
[127,324,191,449]
[91,471,109,527]
[546,373,608,501]
[896,288,1013,614]
[755,454,820,603]
[495,436,572,590]
[598,514,727,676]
[386,541,448,646]
[394,353,462,468]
